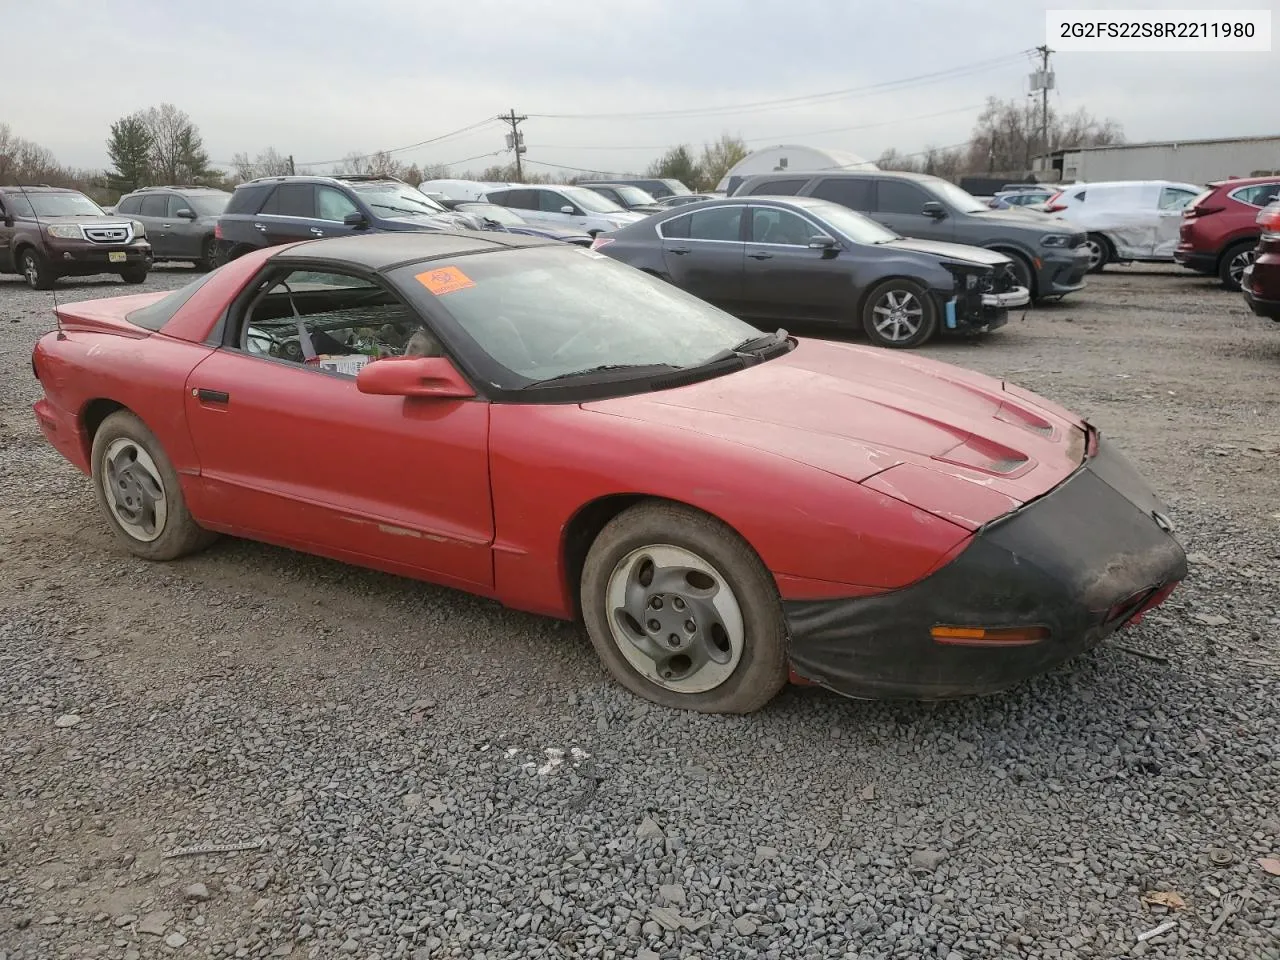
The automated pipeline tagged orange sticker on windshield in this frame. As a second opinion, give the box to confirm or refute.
[415,266,475,296]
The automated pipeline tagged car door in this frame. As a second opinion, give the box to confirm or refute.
[314,185,364,239]
[741,205,849,322]
[257,183,319,247]
[657,205,746,310]
[181,264,494,589]
[493,188,545,225]
[536,189,584,228]
[806,177,875,216]
[0,197,15,272]
[1155,184,1200,258]
[165,194,203,258]
[137,193,172,256]
[872,179,955,241]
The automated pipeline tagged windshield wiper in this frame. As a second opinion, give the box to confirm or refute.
[526,363,678,387]
[699,329,790,365]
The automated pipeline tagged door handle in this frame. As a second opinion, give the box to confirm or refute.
[310,227,324,235]
[748,251,773,260]
[161,222,172,228]
[253,223,267,232]
[668,247,691,255]
[193,388,230,405]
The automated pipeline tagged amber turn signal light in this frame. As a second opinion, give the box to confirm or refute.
[930,625,1050,647]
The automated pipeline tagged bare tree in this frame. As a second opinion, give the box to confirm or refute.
[336,150,406,179]
[230,147,293,183]
[138,104,210,184]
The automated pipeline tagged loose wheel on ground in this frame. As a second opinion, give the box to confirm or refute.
[1219,241,1257,291]
[580,501,788,714]
[19,248,54,290]
[860,278,938,349]
[90,410,218,561]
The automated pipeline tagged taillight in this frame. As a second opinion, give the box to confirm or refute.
[214,223,223,239]
[1257,204,1280,235]
[590,235,614,251]
[1043,191,1066,212]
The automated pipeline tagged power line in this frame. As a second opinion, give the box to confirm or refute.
[294,118,501,168]
[526,52,1030,121]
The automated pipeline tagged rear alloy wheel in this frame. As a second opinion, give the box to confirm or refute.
[861,278,938,349]
[1084,234,1111,273]
[1219,242,1256,292]
[197,237,218,271]
[581,502,787,714]
[19,248,54,290]
[91,411,218,561]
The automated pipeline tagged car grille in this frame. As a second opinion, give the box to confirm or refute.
[83,224,132,244]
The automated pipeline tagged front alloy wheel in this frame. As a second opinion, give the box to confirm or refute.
[20,249,53,290]
[861,278,939,349]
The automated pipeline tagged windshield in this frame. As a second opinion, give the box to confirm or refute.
[351,183,446,217]
[927,179,990,214]
[457,203,526,226]
[560,186,625,214]
[185,194,229,216]
[613,185,657,206]
[8,191,105,218]
[795,198,899,244]
[391,246,763,390]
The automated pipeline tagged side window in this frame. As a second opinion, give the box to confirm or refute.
[240,269,438,374]
[260,183,315,218]
[687,206,744,242]
[810,178,873,211]
[1073,190,1087,201]
[503,189,537,210]
[746,177,808,196]
[117,196,142,215]
[225,183,273,215]
[317,186,360,222]
[658,214,691,239]
[540,191,575,213]
[139,194,168,217]
[751,208,819,245]
[1234,184,1280,207]
[1158,187,1198,211]
[876,180,931,215]
[167,195,194,217]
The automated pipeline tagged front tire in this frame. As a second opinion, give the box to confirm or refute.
[860,278,938,349]
[196,237,218,271]
[580,501,787,714]
[1085,234,1111,273]
[90,411,218,561]
[120,265,149,284]
[19,248,54,290]
[1219,241,1256,292]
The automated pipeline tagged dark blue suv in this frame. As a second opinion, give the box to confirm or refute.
[215,175,481,263]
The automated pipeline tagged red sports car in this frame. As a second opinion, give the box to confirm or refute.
[30,232,1187,713]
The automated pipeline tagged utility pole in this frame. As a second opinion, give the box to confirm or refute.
[287,154,296,175]
[502,109,527,182]
[1032,45,1054,173]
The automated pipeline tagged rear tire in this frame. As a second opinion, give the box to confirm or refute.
[19,248,54,290]
[1085,234,1111,273]
[196,237,218,271]
[860,278,938,349]
[1219,240,1256,292]
[120,265,148,284]
[90,411,218,561]
[580,501,788,714]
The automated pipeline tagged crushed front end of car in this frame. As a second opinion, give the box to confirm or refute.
[939,261,1030,335]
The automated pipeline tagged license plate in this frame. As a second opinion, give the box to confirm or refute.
[108,251,127,263]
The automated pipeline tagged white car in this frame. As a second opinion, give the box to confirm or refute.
[419,178,514,203]
[482,184,647,235]
[1043,179,1202,272]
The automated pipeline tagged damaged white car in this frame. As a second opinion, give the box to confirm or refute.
[1044,180,1202,273]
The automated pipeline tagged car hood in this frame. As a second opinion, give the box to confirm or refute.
[382,213,473,230]
[605,210,647,224]
[968,207,1083,232]
[582,338,1089,530]
[39,215,134,227]
[882,237,1011,267]
[501,223,591,242]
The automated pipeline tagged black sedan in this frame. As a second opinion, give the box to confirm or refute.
[592,196,1030,349]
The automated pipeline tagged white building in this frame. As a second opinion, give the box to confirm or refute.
[716,145,878,194]
[1035,134,1280,185]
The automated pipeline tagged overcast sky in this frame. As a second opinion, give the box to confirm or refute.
[8,0,1276,178]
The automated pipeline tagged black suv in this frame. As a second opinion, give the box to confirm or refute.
[115,185,230,270]
[215,175,482,263]
[732,171,1092,301]
[0,185,151,289]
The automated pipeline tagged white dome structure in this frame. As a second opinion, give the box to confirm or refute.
[716,145,878,194]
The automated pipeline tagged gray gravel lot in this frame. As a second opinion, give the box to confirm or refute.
[1,263,1279,960]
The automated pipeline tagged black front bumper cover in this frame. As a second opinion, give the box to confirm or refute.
[784,434,1187,700]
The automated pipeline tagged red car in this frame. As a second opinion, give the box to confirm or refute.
[1175,176,1280,290]
[30,232,1187,713]
[1243,202,1280,322]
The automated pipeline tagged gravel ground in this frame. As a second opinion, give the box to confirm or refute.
[1,263,1279,960]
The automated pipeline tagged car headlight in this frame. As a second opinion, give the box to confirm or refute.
[1040,234,1071,248]
[131,220,146,238]
[46,224,81,239]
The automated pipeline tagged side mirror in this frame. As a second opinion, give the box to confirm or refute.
[808,235,837,250]
[922,201,947,220]
[176,208,197,220]
[343,212,370,229]
[560,205,576,215]
[356,355,476,399]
